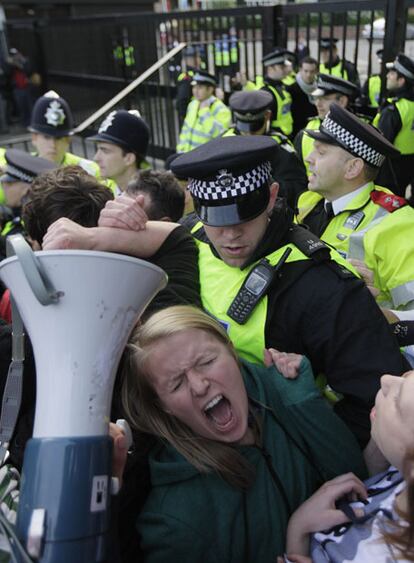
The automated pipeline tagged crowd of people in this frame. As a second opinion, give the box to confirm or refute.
[0,36,413,562]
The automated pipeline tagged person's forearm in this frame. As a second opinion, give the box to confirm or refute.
[286,514,310,555]
[87,222,179,258]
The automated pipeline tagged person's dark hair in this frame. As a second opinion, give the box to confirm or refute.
[126,169,185,222]
[383,449,414,560]
[121,148,146,169]
[300,56,318,68]
[362,162,379,182]
[22,165,113,243]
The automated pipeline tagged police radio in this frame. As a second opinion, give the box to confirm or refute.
[227,248,292,324]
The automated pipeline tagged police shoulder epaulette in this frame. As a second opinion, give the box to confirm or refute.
[370,190,407,212]
[288,225,331,262]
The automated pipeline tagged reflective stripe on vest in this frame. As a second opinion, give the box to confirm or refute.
[266,84,293,137]
[192,222,313,364]
[177,98,231,153]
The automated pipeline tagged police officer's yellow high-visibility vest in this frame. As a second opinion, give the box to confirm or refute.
[319,61,349,81]
[191,221,354,363]
[177,98,231,153]
[113,45,135,67]
[265,83,293,137]
[191,228,311,363]
[177,70,194,82]
[368,75,381,108]
[374,97,414,155]
[300,117,321,175]
[244,76,265,92]
[62,152,101,177]
[0,217,24,237]
[282,72,296,86]
[296,183,414,309]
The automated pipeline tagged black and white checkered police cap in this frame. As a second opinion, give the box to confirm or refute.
[311,73,360,99]
[170,136,278,226]
[386,53,414,82]
[306,103,400,167]
[0,149,56,184]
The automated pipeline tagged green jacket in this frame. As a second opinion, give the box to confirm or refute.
[138,359,366,563]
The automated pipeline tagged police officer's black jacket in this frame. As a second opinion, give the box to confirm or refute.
[375,85,414,197]
[186,202,409,448]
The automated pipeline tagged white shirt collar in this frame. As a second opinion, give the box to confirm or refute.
[326,183,371,216]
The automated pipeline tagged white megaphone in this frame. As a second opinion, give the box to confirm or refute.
[0,235,167,562]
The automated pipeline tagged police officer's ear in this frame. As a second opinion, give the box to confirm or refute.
[267,182,279,213]
[123,151,137,167]
[343,156,364,181]
[337,95,349,109]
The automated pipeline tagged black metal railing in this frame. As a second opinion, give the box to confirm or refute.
[3,0,409,163]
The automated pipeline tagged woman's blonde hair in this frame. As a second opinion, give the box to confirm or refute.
[121,305,254,488]
[383,448,414,560]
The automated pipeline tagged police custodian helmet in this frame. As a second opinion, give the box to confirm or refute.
[170,136,278,227]
[28,91,74,137]
[88,110,150,156]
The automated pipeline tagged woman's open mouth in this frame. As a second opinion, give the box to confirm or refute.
[204,394,235,431]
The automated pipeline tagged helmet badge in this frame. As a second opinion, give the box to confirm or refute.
[45,101,66,127]
[99,111,117,133]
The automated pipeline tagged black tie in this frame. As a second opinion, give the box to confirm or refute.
[303,200,334,237]
[324,201,334,220]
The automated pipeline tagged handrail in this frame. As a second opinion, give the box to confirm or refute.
[73,42,186,134]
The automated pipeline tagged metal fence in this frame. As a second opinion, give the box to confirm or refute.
[4,0,410,162]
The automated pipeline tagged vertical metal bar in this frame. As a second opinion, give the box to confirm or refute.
[342,11,347,74]
[317,11,323,66]
[355,10,361,75]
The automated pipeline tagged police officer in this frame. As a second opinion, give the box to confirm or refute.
[319,37,360,86]
[224,90,307,208]
[176,70,231,153]
[0,149,56,259]
[170,135,408,446]
[29,90,99,177]
[261,49,293,137]
[88,109,150,194]
[294,74,359,174]
[296,104,414,352]
[373,53,414,197]
[361,49,384,110]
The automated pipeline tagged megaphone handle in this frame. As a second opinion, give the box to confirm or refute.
[6,234,59,306]
[0,235,60,463]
